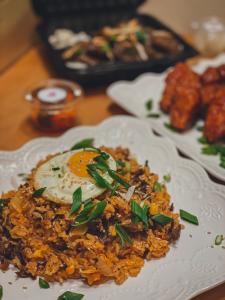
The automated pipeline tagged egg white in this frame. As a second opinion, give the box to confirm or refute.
[33,148,117,204]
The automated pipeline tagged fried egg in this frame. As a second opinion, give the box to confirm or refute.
[34,148,117,204]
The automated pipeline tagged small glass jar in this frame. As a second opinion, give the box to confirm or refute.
[191,16,225,56]
[25,79,83,132]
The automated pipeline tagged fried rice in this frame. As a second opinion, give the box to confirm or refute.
[0,147,181,285]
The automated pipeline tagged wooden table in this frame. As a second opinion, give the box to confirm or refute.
[0,44,225,300]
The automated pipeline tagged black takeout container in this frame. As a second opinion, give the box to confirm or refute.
[32,0,198,87]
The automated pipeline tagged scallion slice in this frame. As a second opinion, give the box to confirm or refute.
[131,200,148,227]
[87,165,113,190]
[164,122,178,132]
[146,113,160,118]
[70,187,82,214]
[115,223,132,247]
[163,174,171,183]
[180,209,199,225]
[0,285,3,300]
[152,214,173,225]
[32,187,46,198]
[70,138,94,150]
[39,278,50,289]
[107,169,130,189]
[57,291,84,300]
[215,234,224,245]
[153,181,162,192]
[145,99,153,111]
[73,201,107,227]
[197,136,209,144]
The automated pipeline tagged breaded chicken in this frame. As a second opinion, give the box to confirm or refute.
[160,63,200,114]
[170,86,200,130]
[204,93,225,142]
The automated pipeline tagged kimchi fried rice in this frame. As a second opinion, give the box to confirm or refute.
[0,144,181,286]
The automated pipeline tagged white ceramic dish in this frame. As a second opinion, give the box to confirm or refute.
[0,116,225,300]
[107,54,225,181]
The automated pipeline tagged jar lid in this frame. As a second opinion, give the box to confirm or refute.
[25,78,83,105]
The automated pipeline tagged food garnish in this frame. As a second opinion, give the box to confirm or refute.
[131,200,148,227]
[73,201,107,227]
[0,285,3,300]
[145,99,153,111]
[70,138,94,150]
[163,174,171,183]
[147,113,160,118]
[115,223,133,247]
[39,278,50,289]
[153,181,162,192]
[164,122,179,132]
[180,209,199,225]
[152,214,173,225]
[215,235,224,246]
[70,187,82,214]
[57,291,84,300]
[32,187,46,198]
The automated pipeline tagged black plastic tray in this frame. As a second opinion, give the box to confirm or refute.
[37,12,198,87]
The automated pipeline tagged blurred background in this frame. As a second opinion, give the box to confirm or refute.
[1,0,225,72]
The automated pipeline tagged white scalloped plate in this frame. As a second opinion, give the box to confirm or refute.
[0,116,225,300]
[107,54,225,181]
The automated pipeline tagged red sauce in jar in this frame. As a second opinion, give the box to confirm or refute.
[26,79,83,132]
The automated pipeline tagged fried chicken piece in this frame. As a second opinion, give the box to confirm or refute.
[219,64,225,80]
[160,63,200,113]
[200,83,221,109]
[201,64,225,85]
[160,63,201,113]
[170,86,200,130]
[204,93,225,142]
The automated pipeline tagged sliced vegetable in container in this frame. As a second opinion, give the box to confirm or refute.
[32,187,46,198]
[57,291,84,300]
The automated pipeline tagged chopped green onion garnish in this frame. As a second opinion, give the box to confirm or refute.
[164,122,178,132]
[74,202,95,224]
[136,31,147,44]
[201,145,218,155]
[70,187,82,214]
[57,291,84,300]
[146,113,160,118]
[115,223,132,247]
[87,165,113,190]
[163,174,171,183]
[73,201,107,227]
[145,99,153,111]
[116,160,125,168]
[0,285,3,300]
[39,278,50,289]
[111,183,120,196]
[52,167,60,171]
[70,138,94,150]
[153,181,162,192]
[107,169,130,189]
[83,198,92,206]
[131,200,148,227]
[17,173,28,177]
[152,214,173,225]
[32,187,46,198]
[198,136,209,144]
[215,234,224,245]
[180,209,199,225]
[215,144,225,155]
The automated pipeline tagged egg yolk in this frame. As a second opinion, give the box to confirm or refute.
[68,150,99,177]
